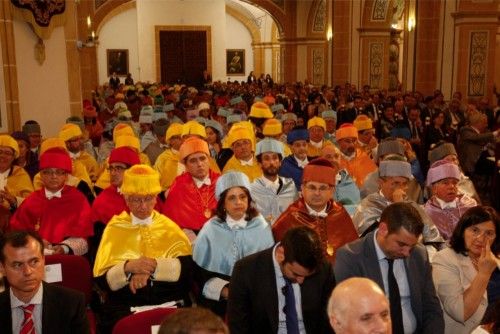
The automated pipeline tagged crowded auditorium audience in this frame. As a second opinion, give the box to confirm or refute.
[0,78,499,334]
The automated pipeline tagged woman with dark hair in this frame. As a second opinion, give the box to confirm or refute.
[192,171,274,316]
[432,206,500,334]
[425,110,455,150]
[11,131,39,180]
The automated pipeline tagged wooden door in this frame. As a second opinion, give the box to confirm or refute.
[159,31,207,85]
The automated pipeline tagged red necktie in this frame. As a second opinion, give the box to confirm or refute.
[20,304,35,334]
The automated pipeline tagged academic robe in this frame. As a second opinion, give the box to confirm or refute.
[352,192,444,244]
[192,215,275,315]
[423,195,477,240]
[272,198,358,262]
[162,170,220,231]
[249,176,298,225]
[222,156,262,182]
[93,210,191,277]
[339,148,377,188]
[279,155,305,190]
[307,140,333,158]
[33,160,93,192]
[10,185,93,244]
[155,149,220,190]
[334,169,361,216]
[74,151,100,182]
[3,166,34,208]
[93,210,192,333]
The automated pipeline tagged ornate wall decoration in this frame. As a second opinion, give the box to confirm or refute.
[313,0,326,32]
[369,42,383,89]
[10,0,66,39]
[312,48,324,85]
[371,0,389,21]
[468,31,488,96]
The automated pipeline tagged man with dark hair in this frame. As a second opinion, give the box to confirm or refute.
[0,231,89,333]
[250,138,297,224]
[334,202,444,334]
[228,226,335,334]
[273,158,358,263]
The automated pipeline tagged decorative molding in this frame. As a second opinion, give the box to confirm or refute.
[313,0,326,32]
[369,42,384,89]
[95,0,107,10]
[311,47,325,85]
[371,0,389,21]
[467,31,488,97]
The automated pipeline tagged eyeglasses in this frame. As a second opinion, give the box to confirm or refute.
[127,195,156,205]
[0,149,14,157]
[304,184,332,192]
[467,226,496,239]
[108,165,127,172]
[41,169,67,176]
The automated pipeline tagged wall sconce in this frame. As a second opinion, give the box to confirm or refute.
[77,15,98,49]
[327,27,333,42]
[408,17,415,32]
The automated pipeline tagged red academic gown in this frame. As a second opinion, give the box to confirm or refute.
[91,185,162,225]
[162,170,220,232]
[272,198,358,263]
[10,185,93,244]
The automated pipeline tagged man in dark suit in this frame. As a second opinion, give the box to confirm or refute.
[334,202,444,334]
[0,230,89,334]
[227,226,335,334]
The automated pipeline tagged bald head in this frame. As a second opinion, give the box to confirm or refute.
[328,278,391,334]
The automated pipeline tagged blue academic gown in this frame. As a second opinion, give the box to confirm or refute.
[192,215,274,315]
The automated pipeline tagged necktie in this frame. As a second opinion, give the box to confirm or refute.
[20,304,35,334]
[386,258,404,334]
[282,278,300,334]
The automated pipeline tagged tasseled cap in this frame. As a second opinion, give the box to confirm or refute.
[40,138,67,155]
[249,101,273,119]
[426,159,461,186]
[307,117,326,131]
[59,123,82,142]
[113,123,135,141]
[39,148,72,173]
[302,158,336,186]
[121,164,161,195]
[0,135,19,158]
[336,123,358,140]
[179,137,210,161]
[165,123,183,140]
[115,135,140,151]
[215,171,251,200]
[182,120,207,139]
[262,119,282,136]
[109,147,140,166]
[353,115,373,131]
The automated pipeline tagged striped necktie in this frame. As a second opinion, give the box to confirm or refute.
[20,304,35,334]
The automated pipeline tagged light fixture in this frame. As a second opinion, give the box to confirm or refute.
[77,15,98,49]
[327,27,333,41]
[408,17,415,32]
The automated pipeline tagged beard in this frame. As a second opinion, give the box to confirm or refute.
[263,166,279,177]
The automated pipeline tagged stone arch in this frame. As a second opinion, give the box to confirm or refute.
[95,1,136,36]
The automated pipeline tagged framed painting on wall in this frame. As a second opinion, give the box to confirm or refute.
[226,49,245,75]
[107,49,129,76]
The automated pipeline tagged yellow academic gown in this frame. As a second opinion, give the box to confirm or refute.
[3,166,34,208]
[222,155,262,182]
[155,149,220,190]
[93,210,191,277]
[307,140,333,158]
[74,151,100,182]
[94,153,150,190]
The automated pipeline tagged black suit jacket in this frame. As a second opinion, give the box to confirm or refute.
[334,231,444,334]
[227,247,335,334]
[0,282,90,334]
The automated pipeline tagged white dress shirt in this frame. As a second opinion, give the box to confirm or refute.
[272,243,306,334]
[373,230,417,334]
[11,284,43,334]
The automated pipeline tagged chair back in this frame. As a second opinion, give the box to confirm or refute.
[112,308,177,334]
[44,254,93,304]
